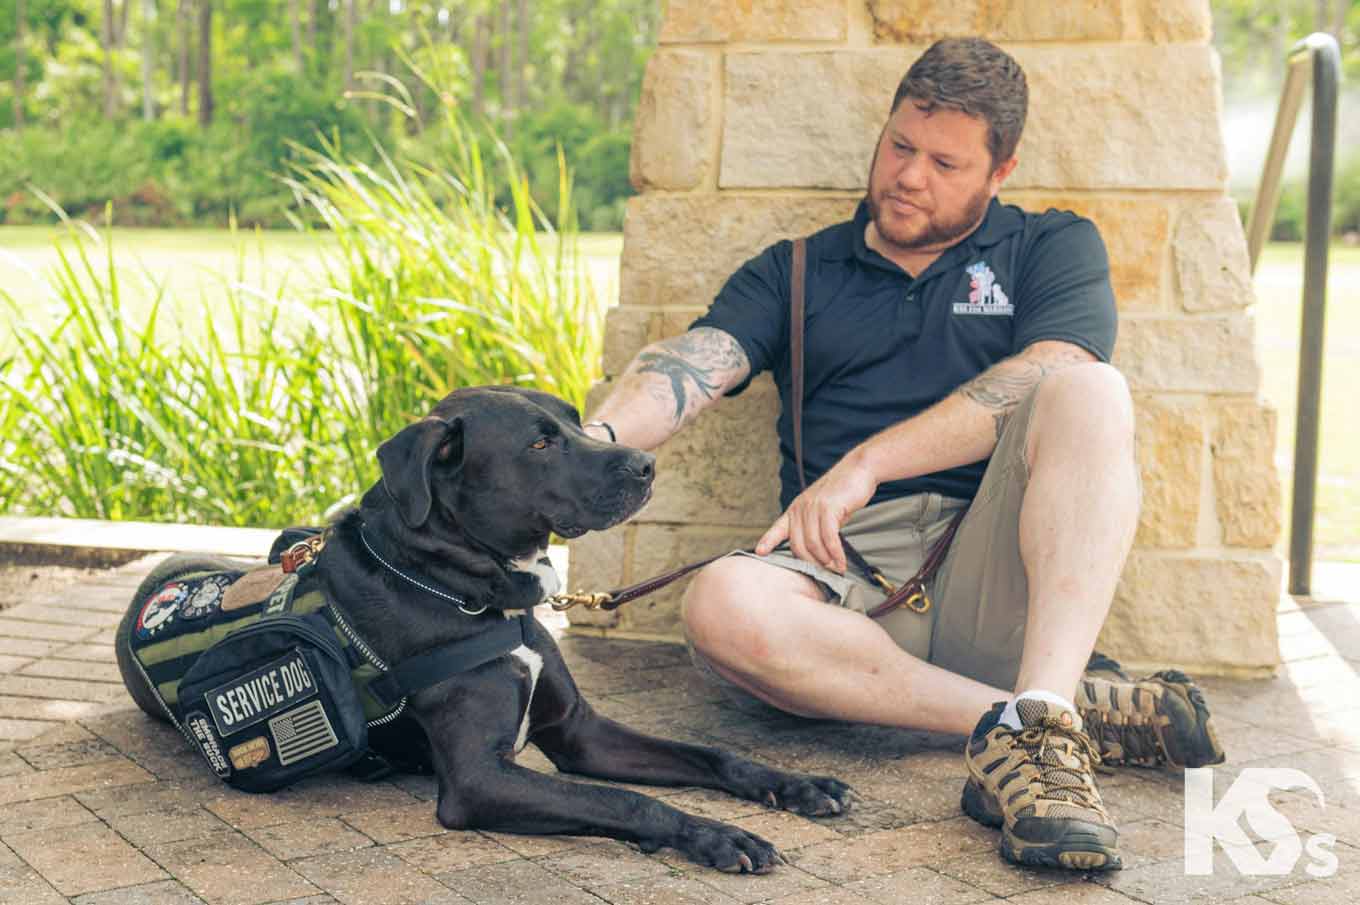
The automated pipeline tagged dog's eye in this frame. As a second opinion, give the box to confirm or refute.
[531,438,550,450]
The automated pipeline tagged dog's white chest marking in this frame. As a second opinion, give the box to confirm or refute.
[509,644,543,752]
[509,548,561,601]
[505,547,553,751]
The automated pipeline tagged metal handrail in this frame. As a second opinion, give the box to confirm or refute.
[1245,33,1341,597]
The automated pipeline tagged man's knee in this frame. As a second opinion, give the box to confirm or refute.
[682,557,817,677]
[682,557,758,660]
[1030,362,1134,452]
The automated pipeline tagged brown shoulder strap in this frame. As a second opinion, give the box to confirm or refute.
[791,238,808,491]
[783,233,961,617]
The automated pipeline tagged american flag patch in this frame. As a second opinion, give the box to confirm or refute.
[268,699,339,766]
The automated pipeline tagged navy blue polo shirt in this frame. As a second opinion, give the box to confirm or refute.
[691,198,1117,508]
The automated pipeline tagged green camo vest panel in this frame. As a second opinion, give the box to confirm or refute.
[127,566,400,724]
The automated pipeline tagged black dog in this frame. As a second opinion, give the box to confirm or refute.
[123,386,851,872]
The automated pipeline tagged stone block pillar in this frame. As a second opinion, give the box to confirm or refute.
[567,0,1283,677]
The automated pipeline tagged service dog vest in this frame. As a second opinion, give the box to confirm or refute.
[124,562,398,791]
[123,545,533,793]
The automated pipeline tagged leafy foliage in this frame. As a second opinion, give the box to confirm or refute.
[0,0,657,229]
[1212,0,1358,97]
[0,99,605,524]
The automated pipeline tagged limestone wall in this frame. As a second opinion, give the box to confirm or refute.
[567,0,1283,677]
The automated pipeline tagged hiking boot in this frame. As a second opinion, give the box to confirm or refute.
[962,699,1121,871]
[1076,652,1225,769]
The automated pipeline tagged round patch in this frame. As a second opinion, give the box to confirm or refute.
[179,575,233,620]
[136,582,187,639]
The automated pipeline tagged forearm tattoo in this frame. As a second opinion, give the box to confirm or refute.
[633,328,748,425]
[959,346,1092,439]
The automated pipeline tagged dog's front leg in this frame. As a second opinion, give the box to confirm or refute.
[527,637,854,817]
[537,704,854,817]
[411,681,782,873]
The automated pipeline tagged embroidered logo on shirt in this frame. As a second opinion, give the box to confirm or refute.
[954,262,1014,316]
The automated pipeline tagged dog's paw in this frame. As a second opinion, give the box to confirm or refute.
[668,816,783,874]
[761,773,856,818]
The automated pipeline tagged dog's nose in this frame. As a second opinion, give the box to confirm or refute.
[619,451,655,482]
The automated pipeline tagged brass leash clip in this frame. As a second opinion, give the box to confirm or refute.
[900,579,931,614]
[548,591,615,612]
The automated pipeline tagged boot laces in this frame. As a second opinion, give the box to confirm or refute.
[1012,717,1104,807]
[1083,704,1164,765]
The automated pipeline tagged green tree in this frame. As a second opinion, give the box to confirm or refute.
[12,0,25,129]
[1213,0,1358,96]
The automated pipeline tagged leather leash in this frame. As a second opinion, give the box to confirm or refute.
[551,236,966,616]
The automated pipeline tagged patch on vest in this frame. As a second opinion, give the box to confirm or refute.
[270,698,339,766]
[179,574,233,620]
[228,736,271,770]
[206,650,318,736]
[222,567,290,612]
[185,711,232,778]
[136,582,189,640]
[264,574,300,615]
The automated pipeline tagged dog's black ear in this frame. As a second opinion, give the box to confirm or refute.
[376,416,464,528]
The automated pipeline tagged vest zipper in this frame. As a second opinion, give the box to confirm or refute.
[326,604,409,727]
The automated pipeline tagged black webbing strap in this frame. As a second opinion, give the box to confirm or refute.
[368,613,532,709]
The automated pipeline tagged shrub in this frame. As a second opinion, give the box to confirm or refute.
[0,109,604,524]
[1234,148,1360,243]
[0,88,635,230]
[0,68,378,229]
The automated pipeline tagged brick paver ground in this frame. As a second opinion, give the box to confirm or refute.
[2,556,1360,904]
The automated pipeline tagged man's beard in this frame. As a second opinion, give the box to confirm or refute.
[865,179,992,252]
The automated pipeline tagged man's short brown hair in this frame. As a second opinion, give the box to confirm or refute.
[892,37,1028,167]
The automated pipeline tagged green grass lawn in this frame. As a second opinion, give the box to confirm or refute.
[0,226,1354,559]
[1253,243,1360,561]
[0,225,622,333]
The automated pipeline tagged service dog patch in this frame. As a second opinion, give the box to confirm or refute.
[205,650,317,736]
[185,711,232,779]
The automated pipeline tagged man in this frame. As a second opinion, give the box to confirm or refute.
[582,37,1222,871]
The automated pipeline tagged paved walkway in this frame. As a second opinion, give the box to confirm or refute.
[2,557,1360,904]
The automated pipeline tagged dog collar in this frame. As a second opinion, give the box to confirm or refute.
[359,526,489,616]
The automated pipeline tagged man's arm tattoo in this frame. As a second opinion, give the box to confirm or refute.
[959,346,1092,439]
[636,352,721,422]
[633,328,749,426]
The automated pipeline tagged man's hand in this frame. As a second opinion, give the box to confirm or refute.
[755,456,879,573]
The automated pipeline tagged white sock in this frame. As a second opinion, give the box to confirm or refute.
[1000,689,1076,730]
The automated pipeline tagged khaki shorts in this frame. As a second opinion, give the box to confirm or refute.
[690,387,1039,703]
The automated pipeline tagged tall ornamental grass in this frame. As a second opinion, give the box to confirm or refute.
[0,101,605,526]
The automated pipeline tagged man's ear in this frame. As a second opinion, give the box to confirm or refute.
[375,416,464,528]
[989,155,1019,195]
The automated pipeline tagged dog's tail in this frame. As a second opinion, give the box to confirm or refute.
[115,553,266,721]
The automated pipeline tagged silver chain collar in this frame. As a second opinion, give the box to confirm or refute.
[359,527,489,616]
